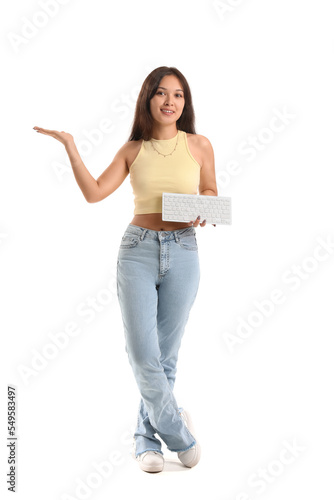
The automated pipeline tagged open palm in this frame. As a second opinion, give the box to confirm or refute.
[33,126,73,146]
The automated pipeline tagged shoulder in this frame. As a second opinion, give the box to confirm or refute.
[123,138,144,150]
[186,133,215,175]
[186,132,213,149]
[114,139,142,162]
[185,133,214,161]
[122,139,144,171]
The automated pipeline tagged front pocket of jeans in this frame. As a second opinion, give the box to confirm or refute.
[119,234,140,249]
[176,234,198,251]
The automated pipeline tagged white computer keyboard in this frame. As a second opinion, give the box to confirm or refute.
[162,192,232,225]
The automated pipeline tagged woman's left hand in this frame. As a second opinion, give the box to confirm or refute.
[188,215,216,228]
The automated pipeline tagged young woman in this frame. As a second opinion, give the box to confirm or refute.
[33,66,218,474]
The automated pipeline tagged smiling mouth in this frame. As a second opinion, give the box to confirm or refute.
[161,109,174,115]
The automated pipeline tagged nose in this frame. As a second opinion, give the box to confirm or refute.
[164,94,174,106]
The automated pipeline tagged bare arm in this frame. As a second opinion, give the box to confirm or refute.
[65,139,130,202]
[33,127,129,203]
[187,135,218,228]
[95,142,130,202]
[198,136,218,196]
[64,140,100,202]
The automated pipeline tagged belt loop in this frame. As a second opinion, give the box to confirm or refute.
[140,229,147,241]
[173,230,179,243]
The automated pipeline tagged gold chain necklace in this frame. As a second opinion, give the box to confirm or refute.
[150,130,179,158]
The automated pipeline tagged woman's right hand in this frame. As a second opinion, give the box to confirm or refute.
[33,126,74,146]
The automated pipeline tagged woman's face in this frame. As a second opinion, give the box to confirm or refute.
[150,74,185,125]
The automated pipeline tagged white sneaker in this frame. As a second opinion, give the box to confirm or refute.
[178,410,201,468]
[134,450,164,473]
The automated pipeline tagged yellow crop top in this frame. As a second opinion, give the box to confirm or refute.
[129,129,201,214]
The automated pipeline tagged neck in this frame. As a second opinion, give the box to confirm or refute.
[150,124,179,140]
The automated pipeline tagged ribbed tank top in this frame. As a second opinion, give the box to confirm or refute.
[129,129,201,215]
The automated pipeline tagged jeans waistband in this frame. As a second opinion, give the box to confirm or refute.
[125,224,196,242]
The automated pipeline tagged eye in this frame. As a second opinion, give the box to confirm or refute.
[156,91,183,97]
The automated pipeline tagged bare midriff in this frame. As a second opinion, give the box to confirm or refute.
[129,213,191,231]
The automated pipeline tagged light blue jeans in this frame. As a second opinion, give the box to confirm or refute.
[116,223,200,457]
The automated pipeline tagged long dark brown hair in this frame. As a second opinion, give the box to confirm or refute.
[127,66,197,142]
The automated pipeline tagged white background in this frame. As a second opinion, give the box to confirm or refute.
[1,0,334,498]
